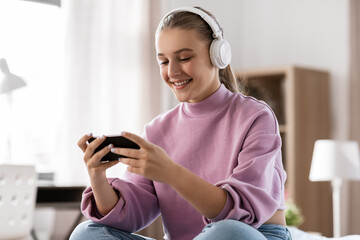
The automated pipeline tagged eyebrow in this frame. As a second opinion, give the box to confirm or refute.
[157,48,194,57]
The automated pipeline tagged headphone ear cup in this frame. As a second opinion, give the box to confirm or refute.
[209,39,232,69]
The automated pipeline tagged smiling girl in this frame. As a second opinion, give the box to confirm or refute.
[70,6,291,240]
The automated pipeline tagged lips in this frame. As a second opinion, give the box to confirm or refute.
[174,79,191,86]
[170,79,192,89]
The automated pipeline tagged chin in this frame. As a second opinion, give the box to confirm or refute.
[172,92,191,103]
[174,95,188,103]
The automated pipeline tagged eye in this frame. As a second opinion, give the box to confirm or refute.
[180,57,191,62]
[159,60,169,65]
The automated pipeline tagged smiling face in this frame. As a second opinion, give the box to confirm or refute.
[156,28,220,103]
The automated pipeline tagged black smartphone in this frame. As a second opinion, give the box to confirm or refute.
[87,135,140,162]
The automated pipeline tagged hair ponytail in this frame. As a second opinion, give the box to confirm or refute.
[219,65,238,93]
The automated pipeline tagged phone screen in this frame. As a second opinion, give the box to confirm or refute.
[87,136,140,162]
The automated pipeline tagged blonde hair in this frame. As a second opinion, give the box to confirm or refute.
[157,7,239,93]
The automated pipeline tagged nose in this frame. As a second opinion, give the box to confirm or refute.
[168,61,182,78]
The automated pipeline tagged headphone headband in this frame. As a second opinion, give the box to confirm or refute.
[158,6,231,69]
[160,7,223,39]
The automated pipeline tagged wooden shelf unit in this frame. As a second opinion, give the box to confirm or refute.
[236,65,332,237]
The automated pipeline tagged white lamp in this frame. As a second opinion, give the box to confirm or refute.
[0,58,26,94]
[0,58,26,162]
[309,140,360,238]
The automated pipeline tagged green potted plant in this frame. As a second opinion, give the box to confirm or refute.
[285,198,304,227]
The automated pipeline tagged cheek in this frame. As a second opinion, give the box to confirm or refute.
[182,63,198,78]
[160,67,169,82]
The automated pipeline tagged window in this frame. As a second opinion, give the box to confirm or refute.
[0,0,64,172]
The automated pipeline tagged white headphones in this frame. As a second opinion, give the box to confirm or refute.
[159,7,232,69]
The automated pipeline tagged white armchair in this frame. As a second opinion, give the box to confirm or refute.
[0,165,37,240]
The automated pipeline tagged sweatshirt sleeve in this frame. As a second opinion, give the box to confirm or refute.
[81,175,160,232]
[203,107,286,228]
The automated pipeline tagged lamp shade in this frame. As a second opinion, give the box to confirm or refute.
[0,58,26,94]
[309,140,360,181]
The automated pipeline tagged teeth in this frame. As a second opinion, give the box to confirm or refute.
[174,80,190,86]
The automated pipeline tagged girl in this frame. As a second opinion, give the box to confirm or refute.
[71,6,292,240]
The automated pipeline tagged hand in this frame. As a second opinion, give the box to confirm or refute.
[77,134,121,215]
[111,131,179,184]
[113,132,227,219]
[77,134,120,176]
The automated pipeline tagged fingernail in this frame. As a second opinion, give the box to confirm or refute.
[111,148,116,152]
[118,158,122,161]
[108,144,113,149]
[121,131,126,136]
[100,135,105,140]
[87,133,93,137]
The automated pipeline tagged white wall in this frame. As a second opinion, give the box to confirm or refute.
[165,0,350,140]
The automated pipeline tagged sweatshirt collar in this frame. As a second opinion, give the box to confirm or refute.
[182,84,231,117]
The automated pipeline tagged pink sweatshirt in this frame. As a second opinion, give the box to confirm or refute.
[81,84,287,240]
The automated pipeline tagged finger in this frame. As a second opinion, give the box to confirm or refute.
[84,135,106,161]
[89,156,120,172]
[77,133,93,152]
[111,147,141,159]
[84,144,113,169]
[119,158,143,168]
[121,131,150,149]
[127,166,142,175]
[91,144,114,162]
[101,159,121,168]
